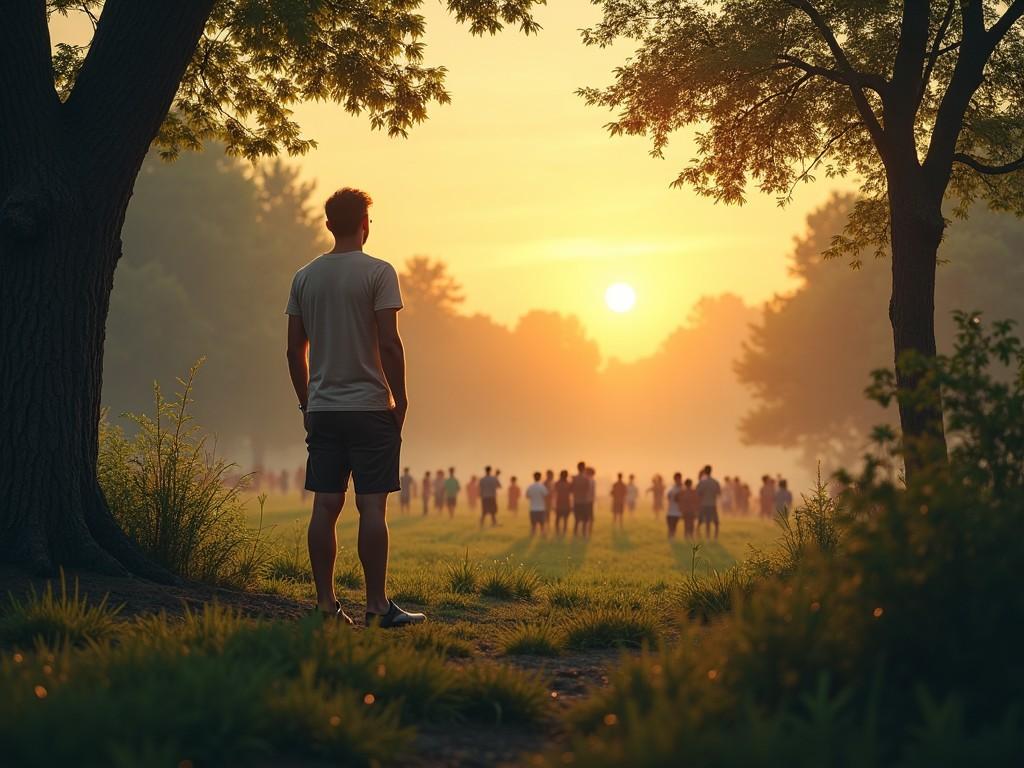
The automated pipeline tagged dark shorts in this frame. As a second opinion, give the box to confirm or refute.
[699,506,719,525]
[481,497,498,516]
[304,410,400,494]
[574,502,593,521]
[555,506,571,518]
[612,502,625,516]
[530,509,546,525]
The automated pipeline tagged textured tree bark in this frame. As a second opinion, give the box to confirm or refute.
[0,0,214,577]
[887,175,948,477]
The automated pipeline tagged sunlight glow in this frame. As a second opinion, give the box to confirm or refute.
[605,282,636,313]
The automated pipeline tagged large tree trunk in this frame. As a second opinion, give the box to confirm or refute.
[0,192,172,579]
[0,0,213,579]
[887,178,948,476]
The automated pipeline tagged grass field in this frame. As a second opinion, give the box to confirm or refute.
[1,495,786,766]
[253,492,779,602]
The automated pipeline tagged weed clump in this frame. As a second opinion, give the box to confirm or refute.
[98,362,269,587]
[0,573,122,648]
[500,620,563,657]
[564,608,659,650]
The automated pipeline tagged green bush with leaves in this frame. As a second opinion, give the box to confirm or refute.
[98,362,269,587]
[548,313,1024,765]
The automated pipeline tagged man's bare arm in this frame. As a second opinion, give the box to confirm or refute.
[376,308,408,430]
[286,315,310,410]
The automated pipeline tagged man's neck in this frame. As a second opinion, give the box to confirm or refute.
[328,237,363,254]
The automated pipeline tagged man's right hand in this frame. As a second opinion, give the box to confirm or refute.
[391,401,408,433]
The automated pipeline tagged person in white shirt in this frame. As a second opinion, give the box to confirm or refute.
[286,186,423,628]
[695,464,722,539]
[525,472,549,538]
[665,472,684,539]
[626,474,639,514]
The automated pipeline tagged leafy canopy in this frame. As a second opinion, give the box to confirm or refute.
[580,0,1024,259]
[48,0,543,160]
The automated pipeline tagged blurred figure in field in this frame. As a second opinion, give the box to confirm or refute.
[399,467,414,514]
[734,478,750,515]
[759,475,776,519]
[279,469,290,495]
[721,475,734,515]
[507,476,522,514]
[681,478,699,539]
[295,465,308,501]
[665,472,684,539]
[626,474,639,514]
[610,472,627,530]
[467,475,479,512]
[554,469,572,536]
[479,465,501,528]
[432,469,445,512]
[774,478,793,515]
[696,464,721,539]
[443,467,460,518]
[421,471,431,516]
[526,471,549,538]
[583,466,597,537]
[647,474,665,517]
[544,470,555,526]
[571,462,590,538]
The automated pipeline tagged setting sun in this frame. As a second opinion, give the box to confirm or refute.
[605,282,637,314]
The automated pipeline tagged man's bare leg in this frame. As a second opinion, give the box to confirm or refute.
[356,492,391,615]
[309,491,344,612]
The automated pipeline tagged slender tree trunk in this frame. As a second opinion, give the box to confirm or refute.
[887,176,948,476]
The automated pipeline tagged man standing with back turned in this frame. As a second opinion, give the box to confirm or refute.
[286,187,425,628]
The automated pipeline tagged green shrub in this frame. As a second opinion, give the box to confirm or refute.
[500,620,563,657]
[544,314,1024,765]
[0,573,122,648]
[444,550,479,594]
[564,608,659,650]
[98,362,270,587]
[480,560,542,601]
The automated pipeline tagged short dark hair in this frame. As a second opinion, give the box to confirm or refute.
[325,187,372,235]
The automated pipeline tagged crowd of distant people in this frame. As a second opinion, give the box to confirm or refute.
[244,462,795,541]
[388,463,796,540]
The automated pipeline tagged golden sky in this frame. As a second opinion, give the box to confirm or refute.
[54,2,845,362]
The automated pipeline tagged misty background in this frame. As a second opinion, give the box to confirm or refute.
[103,149,1024,490]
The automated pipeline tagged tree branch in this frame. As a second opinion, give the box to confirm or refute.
[782,0,887,149]
[774,54,886,94]
[0,1,61,187]
[951,152,1024,175]
[62,0,216,203]
[988,0,1024,46]
[919,0,957,106]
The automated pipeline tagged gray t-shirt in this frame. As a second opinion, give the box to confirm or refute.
[286,250,403,411]
[696,476,721,508]
[478,475,501,499]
